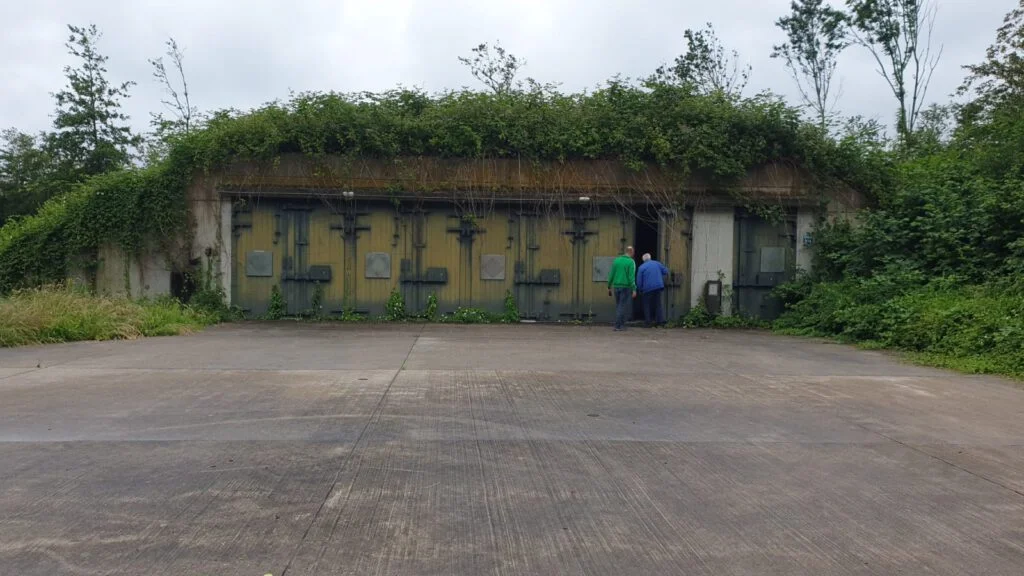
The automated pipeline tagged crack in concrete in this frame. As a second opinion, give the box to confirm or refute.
[850,422,1024,501]
[279,324,424,576]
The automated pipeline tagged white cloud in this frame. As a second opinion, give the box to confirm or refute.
[0,0,1012,136]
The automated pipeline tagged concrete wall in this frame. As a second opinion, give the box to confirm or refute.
[95,244,171,299]
[66,262,92,292]
[690,209,735,315]
[188,178,232,303]
[795,207,816,274]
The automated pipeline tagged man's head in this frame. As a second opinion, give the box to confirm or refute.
[642,253,652,262]
[626,246,634,257]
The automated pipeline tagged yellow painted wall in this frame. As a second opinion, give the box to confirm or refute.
[231,199,687,321]
[232,205,281,315]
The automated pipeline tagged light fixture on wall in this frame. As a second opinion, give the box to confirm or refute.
[342,191,355,199]
[578,196,591,202]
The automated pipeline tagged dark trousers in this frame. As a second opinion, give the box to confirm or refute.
[642,289,665,326]
[614,288,631,330]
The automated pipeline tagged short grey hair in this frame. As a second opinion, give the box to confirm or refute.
[642,253,652,262]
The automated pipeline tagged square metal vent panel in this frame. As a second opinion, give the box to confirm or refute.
[245,251,273,277]
[365,252,392,279]
[480,254,506,280]
[592,256,615,282]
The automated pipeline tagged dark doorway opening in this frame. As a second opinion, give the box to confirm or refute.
[633,217,659,321]
[170,259,200,303]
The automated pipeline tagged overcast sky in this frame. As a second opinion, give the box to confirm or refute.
[0,0,1013,138]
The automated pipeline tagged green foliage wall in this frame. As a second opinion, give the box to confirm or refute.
[0,156,190,292]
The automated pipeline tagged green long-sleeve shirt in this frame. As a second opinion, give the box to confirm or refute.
[607,254,637,290]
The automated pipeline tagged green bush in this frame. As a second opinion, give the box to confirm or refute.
[672,301,765,329]
[0,284,215,347]
[775,277,1024,377]
[307,283,325,318]
[421,292,439,321]
[675,303,714,327]
[265,285,286,320]
[501,290,520,323]
[385,288,406,321]
[440,307,498,324]
[188,286,240,322]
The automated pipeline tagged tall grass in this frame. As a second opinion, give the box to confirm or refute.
[0,284,216,347]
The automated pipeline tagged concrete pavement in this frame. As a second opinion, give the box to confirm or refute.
[1,323,1023,575]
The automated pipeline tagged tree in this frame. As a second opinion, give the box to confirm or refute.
[655,23,751,97]
[773,0,850,129]
[957,1,1024,175]
[960,1,1024,115]
[0,130,53,224]
[147,38,198,162]
[912,102,954,153]
[50,24,141,177]
[150,38,197,135]
[459,42,526,95]
[846,0,943,142]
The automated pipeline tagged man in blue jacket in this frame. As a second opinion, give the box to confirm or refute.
[636,253,669,327]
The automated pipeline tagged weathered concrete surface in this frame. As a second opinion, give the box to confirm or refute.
[1,324,1023,575]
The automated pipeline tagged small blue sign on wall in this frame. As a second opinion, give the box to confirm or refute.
[803,232,814,247]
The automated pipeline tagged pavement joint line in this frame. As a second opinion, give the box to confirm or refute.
[848,422,1024,500]
[703,360,1024,500]
[0,368,40,381]
[278,323,424,576]
[0,352,91,379]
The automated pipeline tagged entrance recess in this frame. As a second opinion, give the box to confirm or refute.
[633,216,659,320]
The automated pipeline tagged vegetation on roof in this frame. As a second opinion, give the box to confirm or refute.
[0,84,884,294]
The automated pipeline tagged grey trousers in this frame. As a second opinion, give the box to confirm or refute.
[614,288,631,330]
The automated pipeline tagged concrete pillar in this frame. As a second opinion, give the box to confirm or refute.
[690,209,735,315]
[189,190,232,304]
[795,207,816,274]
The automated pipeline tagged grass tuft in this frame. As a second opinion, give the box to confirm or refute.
[0,283,216,347]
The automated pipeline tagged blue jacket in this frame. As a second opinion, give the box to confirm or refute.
[637,260,669,293]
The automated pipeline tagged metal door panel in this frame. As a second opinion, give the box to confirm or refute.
[231,201,279,316]
[735,210,796,319]
[280,208,312,314]
[579,209,625,322]
[660,209,692,322]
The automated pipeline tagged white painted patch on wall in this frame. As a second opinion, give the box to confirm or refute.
[690,209,735,315]
[795,207,816,274]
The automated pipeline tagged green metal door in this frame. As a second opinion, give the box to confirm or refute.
[734,209,797,319]
[280,205,313,314]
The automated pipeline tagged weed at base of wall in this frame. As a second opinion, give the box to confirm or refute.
[264,285,287,320]
[671,301,766,329]
[0,283,215,347]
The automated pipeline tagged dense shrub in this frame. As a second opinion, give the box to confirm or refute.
[810,154,1024,282]
[776,278,1024,377]
[774,10,1024,379]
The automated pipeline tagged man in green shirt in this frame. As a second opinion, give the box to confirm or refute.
[607,246,637,331]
